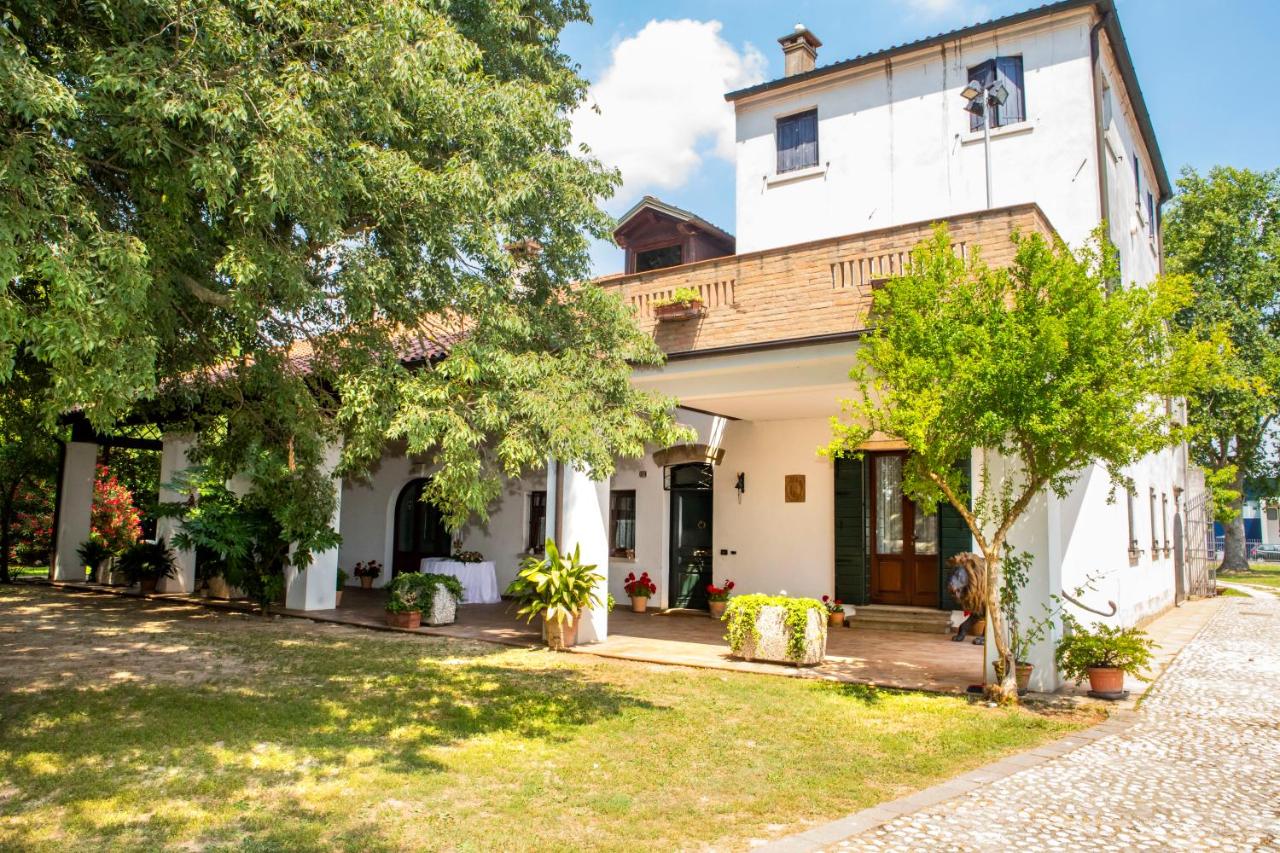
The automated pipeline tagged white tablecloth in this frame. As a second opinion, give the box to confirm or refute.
[419,558,501,604]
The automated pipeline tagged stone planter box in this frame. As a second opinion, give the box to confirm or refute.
[735,605,827,666]
[207,576,233,600]
[424,584,458,626]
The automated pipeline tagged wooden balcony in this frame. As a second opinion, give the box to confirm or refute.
[598,203,1055,357]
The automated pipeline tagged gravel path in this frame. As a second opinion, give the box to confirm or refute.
[826,596,1280,851]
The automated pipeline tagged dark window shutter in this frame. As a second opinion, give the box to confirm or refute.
[966,59,996,131]
[995,56,1025,126]
[937,456,974,611]
[834,456,869,604]
[776,109,818,173]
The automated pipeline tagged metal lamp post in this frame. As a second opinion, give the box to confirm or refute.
[961,79,1009,210]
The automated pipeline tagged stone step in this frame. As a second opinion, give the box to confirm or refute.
[847,605,953,635]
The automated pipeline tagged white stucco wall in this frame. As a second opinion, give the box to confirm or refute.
[734,10,1102,254]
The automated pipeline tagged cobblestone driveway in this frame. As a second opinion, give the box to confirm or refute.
[834,596,1280,851]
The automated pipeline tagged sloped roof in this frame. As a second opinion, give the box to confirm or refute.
[613,196,735,245]
[725,0,1170,200]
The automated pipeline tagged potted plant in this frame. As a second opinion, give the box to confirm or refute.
[76,536,113,584]
[724,594,827,666]
[452,550,484,563]
[117,538,178,594]
[1055,620,1156,696]
[335,569,348,607]
[506,539,604,650]
[821,595,844,627]
[705,579,735,618]
[353,560,382,589]
[384,572,463,629]
[623,571,656,613]
[652,287,706,321]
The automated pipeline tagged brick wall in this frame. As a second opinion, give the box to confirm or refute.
[598,204,1056,356]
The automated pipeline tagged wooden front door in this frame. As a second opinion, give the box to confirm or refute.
[869,454,940,607]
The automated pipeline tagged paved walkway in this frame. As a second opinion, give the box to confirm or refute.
[773,596,1280,851]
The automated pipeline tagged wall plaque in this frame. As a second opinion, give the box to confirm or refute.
[784,474,806,503]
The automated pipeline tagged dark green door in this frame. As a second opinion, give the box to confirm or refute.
[669,465,713,609]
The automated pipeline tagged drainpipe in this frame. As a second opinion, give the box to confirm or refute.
[1090,11,1112,236]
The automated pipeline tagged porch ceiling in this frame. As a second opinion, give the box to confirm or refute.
[634,340,858,421]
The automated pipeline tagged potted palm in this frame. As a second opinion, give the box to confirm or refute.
[705,579,735,618]
[118,538,178,594]
[506,539,604,650]
[335,569,348,606]
[623,571,656,613]
[77,536,113,584]
[1055,620,1156,697]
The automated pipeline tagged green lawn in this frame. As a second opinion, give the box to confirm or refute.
[1216,585,1251,597]
[1219,562,1280,591]
[0,586,1096,851]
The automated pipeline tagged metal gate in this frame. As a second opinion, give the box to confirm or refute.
[1181,490,1216,598]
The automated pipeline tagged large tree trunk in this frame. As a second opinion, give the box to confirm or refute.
[0,485,15,585]
[983,549,1019,704]
[1220,472,1249,573]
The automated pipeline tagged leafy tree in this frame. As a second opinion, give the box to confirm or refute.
[0,362,59,582]
[1,0,681,557]
[826,226,1195,702]
[1164,166,1280,572]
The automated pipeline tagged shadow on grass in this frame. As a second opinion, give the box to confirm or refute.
[820,681,885,705]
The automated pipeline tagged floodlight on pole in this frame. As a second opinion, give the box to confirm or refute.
[959,79,1005,210]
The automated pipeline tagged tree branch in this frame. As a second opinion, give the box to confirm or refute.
[180,275,233,309]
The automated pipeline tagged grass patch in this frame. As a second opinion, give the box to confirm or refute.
[1216,586,1251,597]
[0,586,1097,851]
[1219,563,1280,591]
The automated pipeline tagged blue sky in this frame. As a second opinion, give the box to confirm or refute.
[561,0,1279,274]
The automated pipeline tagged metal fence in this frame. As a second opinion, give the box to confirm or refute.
[1184,491,1216,598]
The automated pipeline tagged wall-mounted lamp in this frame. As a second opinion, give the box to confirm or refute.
[735,472,746,503]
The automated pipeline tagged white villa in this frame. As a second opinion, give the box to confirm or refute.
[50,0,1210,691]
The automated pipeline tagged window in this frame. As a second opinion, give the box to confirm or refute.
[609,490,637,558]
[1133,154,1141,202]
[527,491,547,553]
[776,109,818,173]
[1161,492,1170,554]
[1126,488,1139,556]
[1146,192,1156,239]
[635,244,682,272]
[1149,488,1159,556]
[967,56,1026,131]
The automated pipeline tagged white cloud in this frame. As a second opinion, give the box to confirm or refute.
[572,19,766,206]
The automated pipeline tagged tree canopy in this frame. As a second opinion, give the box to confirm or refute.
[1,0,681,549]
[1164,166,1280,571]
[826,226,1197,701]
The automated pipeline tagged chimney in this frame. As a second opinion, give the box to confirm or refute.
[778,24,822,77]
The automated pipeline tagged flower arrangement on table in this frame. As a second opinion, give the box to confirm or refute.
[705,579,735,618]
[452,550,485,564]
[623,571,657,612]
[821,595,845,626]
[353,560,383,588]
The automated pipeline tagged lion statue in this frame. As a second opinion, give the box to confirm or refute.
[946,552,987,643]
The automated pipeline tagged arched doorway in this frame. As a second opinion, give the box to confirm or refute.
[392,478,452,576]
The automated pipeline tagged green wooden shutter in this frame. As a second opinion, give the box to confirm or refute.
[834,456,869,605]
[937,455,974,611]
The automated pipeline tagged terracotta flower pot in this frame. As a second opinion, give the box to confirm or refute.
[1087,666,1125,694]
[543,614,579,650]
[972,618,987,636]
[334,590,343,607]
[630,596,648,613]
[359,576,374,590]
[828,610,844,627]
[1016,662,1034,692]
[139,577,159,595]
[708,600,727,619]
[653,300,705,321]
[207,576,232,600]
[385,610,421,629]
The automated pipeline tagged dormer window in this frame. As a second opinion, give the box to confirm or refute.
[967,57,1025,130]
[635,244,683,272]
[776,109,818,173]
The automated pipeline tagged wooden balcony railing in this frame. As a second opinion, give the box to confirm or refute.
[598,203,1055,356]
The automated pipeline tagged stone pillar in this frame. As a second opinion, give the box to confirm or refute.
[284,441,343,611]
[52,441,98,581]
[156,434,198,593]
[559,463,611,644]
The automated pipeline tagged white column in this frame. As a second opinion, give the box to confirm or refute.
[559,462,610,644]
[156,434,198,593]
[52,441,98,581]
[285,441,343,611]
